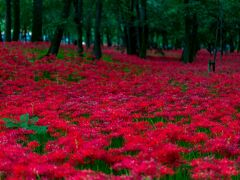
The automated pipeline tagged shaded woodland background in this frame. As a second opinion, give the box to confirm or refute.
[1,0,240,62]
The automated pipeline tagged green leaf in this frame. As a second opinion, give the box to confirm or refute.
[19,114,29,129]
[28,125,48,134]
[30,116,39,124]
[3,118,19,128]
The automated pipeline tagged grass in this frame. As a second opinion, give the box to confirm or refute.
[134,117,168,127]
[196,127,211,135]
[102,55,114,63]
[162,164,191,180]
[106,136,125,150]
[76,159,129,176]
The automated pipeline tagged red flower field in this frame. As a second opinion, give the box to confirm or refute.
[0,42,239,179]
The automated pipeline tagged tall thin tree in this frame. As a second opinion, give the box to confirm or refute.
[181,0,198,63]
[32,0,43,42]
[5,0,12,42]
[47,0,73,56]
[93,0,103,59]
[13,0,20,41]
[74,0,84,55]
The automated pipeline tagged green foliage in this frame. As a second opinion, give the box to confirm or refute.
[106,136,125,149]
[3,114,53,154]
[76,158,129,176]
[163,164,191,180]
[134,116,167,125]
[196,127,211,135]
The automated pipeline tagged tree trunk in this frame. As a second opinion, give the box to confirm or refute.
[229,32,235,53]
[5,0,12,42]
[13,0,20,41]
[125,0,137,55]
[238,29,240,52]
[32,0,43,42]
[106,27,112,47]
[0,27,3,42]
[74,0,84,55]
[181,0,198,63]
[47,0,72,56]
[162,31,168,50]
[138,0,148,58]
[93,0,103,59]
[86,26,91,49]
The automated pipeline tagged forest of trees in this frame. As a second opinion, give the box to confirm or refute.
[1,0,240,62]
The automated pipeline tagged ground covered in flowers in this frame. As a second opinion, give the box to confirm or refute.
[0,42,239,179]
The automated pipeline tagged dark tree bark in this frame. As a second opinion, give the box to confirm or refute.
[181,0,198,63]
[13,0,20,41]
[74,0,84,55]
[32,0,43,42]
[5,0,12,42]
[47,0,72,56]
[229,32,235,53]
[93,0,103,59]
[106,27,112,47]
[162,31,168,50]
[238,28,240,52]
[138,0,148,58]
[0,27,3,42]
[86,26,91,49]
[125,0,137,55]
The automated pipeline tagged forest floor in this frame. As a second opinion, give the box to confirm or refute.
[0,42,239,179]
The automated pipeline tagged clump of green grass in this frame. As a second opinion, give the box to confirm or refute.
[76,158,129,176]
[196,127,211,135]
[106,136,125,150]
[102,55,114,63]
[3,114,54,154]
[134,116,168,126]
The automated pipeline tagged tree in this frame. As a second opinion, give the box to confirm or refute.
[13,0,20,41]
[73,0,83,55]
[32,0,43,42]
[181,0,199,63]
[93,0,103,59]
[124,0,137,55]
[137,0,148,58]
[47,0,72,56]
[5,0,12,42]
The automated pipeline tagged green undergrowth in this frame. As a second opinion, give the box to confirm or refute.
[27,48,77,62]
[102,55,114,63]
[169,79,188,92]
[162,164,191,180]
[76,158,129,176]
[3,114,54,154]
[196,127,211,135]
[134,116,168,127]
[106,136,125,150]
[183,151,223,161]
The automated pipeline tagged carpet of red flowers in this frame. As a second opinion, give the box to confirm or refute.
[0,42,239,179]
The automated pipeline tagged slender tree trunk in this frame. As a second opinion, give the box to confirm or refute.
[229,32,235,53]
[32,0,43,42]
[125,0,137,55]
[138,0,148,58]
[86,27,91,49]
[106,27,112,47]
[13,0,20,41]
[0,27,2,42]
[47,0,72,56]
[93,0,103,59]
[162,31,168,50]
[74,0,83,55]
[181,0,198,63]
[238,28,240,52]
[5,0,12,42]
